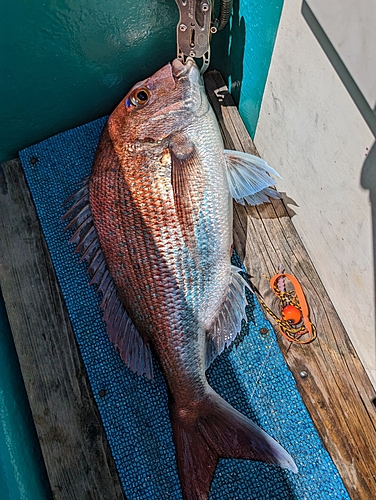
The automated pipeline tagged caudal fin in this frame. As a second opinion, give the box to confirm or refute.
[170,389,297,500]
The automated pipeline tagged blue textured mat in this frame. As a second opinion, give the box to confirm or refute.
[19,118,349,500]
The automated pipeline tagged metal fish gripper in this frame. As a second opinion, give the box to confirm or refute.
[175,0,233,74]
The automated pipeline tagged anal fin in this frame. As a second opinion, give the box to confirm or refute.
[205,266,250,368]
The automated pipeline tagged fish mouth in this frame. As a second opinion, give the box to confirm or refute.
[171,57,205,114]
[172,58,200,82]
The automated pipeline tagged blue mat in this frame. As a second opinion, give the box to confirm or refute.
[19,118,349,500]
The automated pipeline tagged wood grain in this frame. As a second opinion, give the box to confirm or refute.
[205,70,376,500]
[0,159,126,500]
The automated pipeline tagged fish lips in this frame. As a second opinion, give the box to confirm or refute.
[172,58,199,81]
[171,58,205,115]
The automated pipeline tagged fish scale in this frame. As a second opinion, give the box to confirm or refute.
[97,140,218,384]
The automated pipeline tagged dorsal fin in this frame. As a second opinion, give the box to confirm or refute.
[62,177,154,379]
[224,150,281,205]
[205,266,251,368]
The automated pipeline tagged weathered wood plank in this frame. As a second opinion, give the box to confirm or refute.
[205,70,376,500]
[0,159,126,500]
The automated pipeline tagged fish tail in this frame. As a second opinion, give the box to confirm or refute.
[170,389,297,500]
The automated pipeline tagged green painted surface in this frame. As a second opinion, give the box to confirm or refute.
[237,0,283,136]
[0,0,178,163]
[213,0,284,138]
[0,0,283,496]
[0,289,52,499]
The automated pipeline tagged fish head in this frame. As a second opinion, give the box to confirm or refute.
[107,58,207,145]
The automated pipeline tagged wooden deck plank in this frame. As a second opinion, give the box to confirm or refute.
[205,70,376,500]
[0,159,126,500]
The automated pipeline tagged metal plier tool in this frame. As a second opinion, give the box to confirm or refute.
[175,0,233,73]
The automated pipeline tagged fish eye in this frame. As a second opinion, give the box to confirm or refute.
[136,90,148,102]
[129,87,150,107]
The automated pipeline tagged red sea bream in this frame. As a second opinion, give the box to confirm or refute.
[64,58,297,500]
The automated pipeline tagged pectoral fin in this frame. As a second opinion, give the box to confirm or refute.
[170,134,203,254]
[224,150,281,205]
